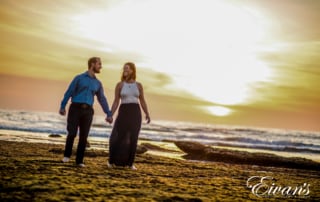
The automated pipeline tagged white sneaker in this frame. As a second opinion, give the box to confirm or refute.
[77,163,85,167]
[107,162,114,168]
[130,165,137,170]
[62,157,70,163]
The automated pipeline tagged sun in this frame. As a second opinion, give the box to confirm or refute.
[71,0,273,115]
[207,106,232,116]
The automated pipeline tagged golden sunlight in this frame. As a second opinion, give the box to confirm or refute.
[70,0,273,111]
[207,106,232,116]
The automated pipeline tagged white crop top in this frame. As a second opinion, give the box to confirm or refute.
[120,82,140,104]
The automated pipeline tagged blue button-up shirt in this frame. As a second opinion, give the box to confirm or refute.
[60,71,112,117]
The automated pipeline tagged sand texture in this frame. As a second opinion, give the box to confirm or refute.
[0,138,320,201]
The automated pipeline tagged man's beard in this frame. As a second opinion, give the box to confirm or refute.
[93,67,100,73]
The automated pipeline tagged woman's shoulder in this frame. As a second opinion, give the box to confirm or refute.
[115,81,124,89]
[135,82,143,91]
[135,81,142,86]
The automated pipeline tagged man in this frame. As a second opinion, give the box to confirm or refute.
[59,57,113,167]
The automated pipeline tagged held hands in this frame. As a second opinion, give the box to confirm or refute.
[106,116,148,124]
[106,116,113,124]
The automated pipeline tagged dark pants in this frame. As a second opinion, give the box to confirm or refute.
[64,103,94,164]
[109,103,141,166]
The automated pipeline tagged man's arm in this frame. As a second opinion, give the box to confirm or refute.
[96,82,112,118]
[59,76,78,115]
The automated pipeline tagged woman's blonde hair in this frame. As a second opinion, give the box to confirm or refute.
[121,62,136,81]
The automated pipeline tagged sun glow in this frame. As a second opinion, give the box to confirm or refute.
[71,0,273,113]
[207,106,232,116]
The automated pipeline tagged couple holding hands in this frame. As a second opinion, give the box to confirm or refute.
[59,57,150,170]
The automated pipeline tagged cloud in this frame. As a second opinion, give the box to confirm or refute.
[239,0,320,41]
[250,41,320,114]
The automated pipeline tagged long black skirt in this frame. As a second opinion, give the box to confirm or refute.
[109,103,142,166]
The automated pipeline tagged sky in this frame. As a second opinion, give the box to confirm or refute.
[0,0,319,131]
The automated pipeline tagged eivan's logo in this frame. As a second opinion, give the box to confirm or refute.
[246,176,310,198]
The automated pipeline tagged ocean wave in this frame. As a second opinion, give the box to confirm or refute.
[1,109,320,155]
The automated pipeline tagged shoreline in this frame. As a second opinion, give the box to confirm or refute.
[1,129,319,163]
[0,130,320,201]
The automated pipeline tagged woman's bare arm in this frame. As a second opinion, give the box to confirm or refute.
[110,82,123,117]
[137,82,150,123]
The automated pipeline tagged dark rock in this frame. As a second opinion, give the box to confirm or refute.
[141,142,177,152]
[174,141,208,155]
[49,134,62,138]
[48,148,64,154]
[174,141,320,171]
[86,141,91,148]
[136,145,148,154]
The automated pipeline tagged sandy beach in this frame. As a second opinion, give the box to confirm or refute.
[0,130,319,201]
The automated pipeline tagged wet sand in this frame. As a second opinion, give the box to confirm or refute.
[0,132,319,201]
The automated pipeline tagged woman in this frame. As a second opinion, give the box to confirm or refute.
[108,62,151,170]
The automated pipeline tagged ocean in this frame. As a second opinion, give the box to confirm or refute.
[0,109,319,162]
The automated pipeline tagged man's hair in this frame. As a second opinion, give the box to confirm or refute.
[88,57,100,69]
